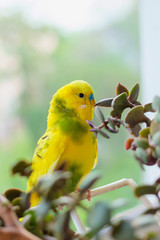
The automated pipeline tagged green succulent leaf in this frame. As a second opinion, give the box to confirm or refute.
[152,131,160,146]
[135,147,148,164]
[4,188,23,202]
[152,95,160,111]
[12,160,32,177]
[130,124,141,137]
[95,98,113,107]
[135,185,157,197]
[139,127,150,138]
[54,211,74,240]
[150,120,160,135]
[12,197,24,218]
[35,171,71,200]
[112,220,135,240]
[80,175,100,194]
[144,103,155,113]
[134,138,149,149]
[36,200,50,220]
[128,83,139,103]
[112,92,133,118]
[116,83,129,96]
[87,202,111,231]
[125,106,151,128]
[143,207,160,215]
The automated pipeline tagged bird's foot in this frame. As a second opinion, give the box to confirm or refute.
[86,189,91,201]
[76,188,92,201]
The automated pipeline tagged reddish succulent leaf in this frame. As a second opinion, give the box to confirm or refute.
[116,83,129,96]
[125,138,134,150]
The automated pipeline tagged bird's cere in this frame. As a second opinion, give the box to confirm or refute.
[89,93,94,100]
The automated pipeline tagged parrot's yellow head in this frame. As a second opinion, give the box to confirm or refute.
[49,80,95,124]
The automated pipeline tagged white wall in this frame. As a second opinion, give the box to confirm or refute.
[139,0,160,183]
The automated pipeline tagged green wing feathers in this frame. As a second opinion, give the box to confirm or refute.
[27,128,66,192]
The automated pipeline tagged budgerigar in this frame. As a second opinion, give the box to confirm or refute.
[27,80,98,206]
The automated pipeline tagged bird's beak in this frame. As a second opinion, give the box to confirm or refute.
[90,98,96,107]
[89,93,95,107]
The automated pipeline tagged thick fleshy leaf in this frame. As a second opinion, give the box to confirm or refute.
[36,200,50,220]
[125,138,134,150]
[112,220,134,240]
[155,146,160,159]
[135,147,148,164]
[134,137,149,149]
[112,92,133,118]
[143,207,160,215]
[12,160,32,177]
[116,83,129,96]
[4,188,23,202]
[12,197,24,218]
[144,103,155,113]
[152,131,160,145]
[80,175,100,194]
[155,113,160,123]
[152,95,160,111]
[23,209,37,224]
[54,211,73,240]
[154,178,160,186]
[128,83,139,103]
[150,120,160,136]
[139,127,150,138]
[87,202,111,230]
[34,171,71,200]
[21,192,31,210]
[130,124,141,137]
[95,98,113,107]
[125,106,151,128]
[135,185,157,197]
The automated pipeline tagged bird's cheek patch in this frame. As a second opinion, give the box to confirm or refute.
[79,104,86,110]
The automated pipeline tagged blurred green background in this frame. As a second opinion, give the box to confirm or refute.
[0,1,141,219]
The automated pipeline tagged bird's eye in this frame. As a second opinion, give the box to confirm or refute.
[79,93,84,98]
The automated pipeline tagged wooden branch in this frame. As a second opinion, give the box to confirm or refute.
[0,193,41,240]
[71,178,159,233]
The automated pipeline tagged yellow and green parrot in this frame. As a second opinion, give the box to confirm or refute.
[27,80,98,206]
